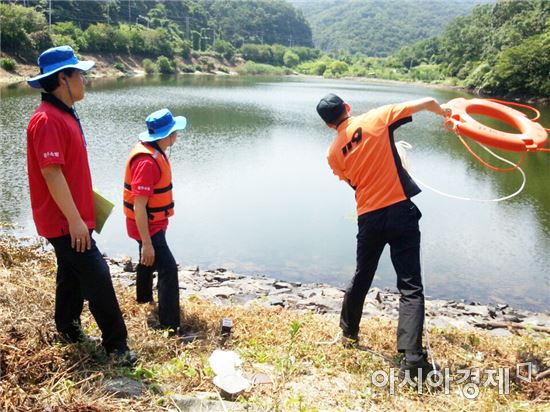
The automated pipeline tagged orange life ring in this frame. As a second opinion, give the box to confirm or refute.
[445,98,548,152]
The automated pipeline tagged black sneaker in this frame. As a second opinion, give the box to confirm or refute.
[399,350,439,380]
[340,333,359,349]
[59,331,100,346]
[109,348,138,366]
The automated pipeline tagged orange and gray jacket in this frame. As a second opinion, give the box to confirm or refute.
[123,142,174,221]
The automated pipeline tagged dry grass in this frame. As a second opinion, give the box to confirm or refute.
[0,233,549,411]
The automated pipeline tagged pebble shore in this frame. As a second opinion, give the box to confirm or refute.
[108,257,550,339]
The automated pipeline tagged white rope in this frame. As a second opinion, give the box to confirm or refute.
[395,140,526,202]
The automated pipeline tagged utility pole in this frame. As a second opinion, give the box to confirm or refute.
[48,0,52,34]
[128,0,131,24]
[185,16,190,39]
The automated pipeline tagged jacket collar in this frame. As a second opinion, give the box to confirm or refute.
[41,93,77,119]
[336,116,351,130]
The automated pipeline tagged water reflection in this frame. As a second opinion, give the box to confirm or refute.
[1,75,548,310]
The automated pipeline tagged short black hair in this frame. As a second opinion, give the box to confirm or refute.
[316,93,346,124]
[38,68,78,93]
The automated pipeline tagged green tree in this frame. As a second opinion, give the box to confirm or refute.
[491,32,550,96]
[156,55,175,74]
[212,39,235,60]
[0,3,51,54]
[283,50,299,67]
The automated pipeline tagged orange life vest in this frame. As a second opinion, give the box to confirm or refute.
[123,142,174,221]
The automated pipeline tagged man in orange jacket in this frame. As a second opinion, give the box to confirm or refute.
[123,109,186,335]
[317,93,450,378]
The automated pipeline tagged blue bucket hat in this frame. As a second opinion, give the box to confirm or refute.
[27,45,95,89]
[139,109,187,142]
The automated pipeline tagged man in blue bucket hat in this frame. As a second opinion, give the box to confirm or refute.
[26,46,136,365]
[123,109,191,338]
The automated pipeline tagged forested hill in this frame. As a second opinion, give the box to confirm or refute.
[395,0,549,97]
[292,0,489,56]
[3,0,312,48]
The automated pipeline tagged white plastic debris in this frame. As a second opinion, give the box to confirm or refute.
[208,350,250,394]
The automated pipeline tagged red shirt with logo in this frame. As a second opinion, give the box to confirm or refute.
[327,102,421,215]
[26,94,95,238]
[125,153,169,241]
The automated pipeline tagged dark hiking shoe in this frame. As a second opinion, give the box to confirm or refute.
[59,331,100,346]
[109,348,138,366]
[399,350,440,380]
[341,333,359,349]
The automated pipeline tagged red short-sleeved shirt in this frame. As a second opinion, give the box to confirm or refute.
[26,94,95,238]
[125,154,169,241]
[327,102,421,215]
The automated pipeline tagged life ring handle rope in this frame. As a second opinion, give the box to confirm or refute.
[454,128,527,172]
[486,98,542,123]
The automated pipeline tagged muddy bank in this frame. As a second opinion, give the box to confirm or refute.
[0,52,239,87]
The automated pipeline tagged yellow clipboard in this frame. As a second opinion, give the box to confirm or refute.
[93,189,114,234]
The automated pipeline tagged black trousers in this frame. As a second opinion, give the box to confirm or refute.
[340,199,425,352]
[47,234,128,353]
[136,230,180,331]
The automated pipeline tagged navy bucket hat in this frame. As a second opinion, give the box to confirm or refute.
[27,45,95,89]
[139,109,187,142]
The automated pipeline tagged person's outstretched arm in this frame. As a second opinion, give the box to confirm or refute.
[405,97,451,117]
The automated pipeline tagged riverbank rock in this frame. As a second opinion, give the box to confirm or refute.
[110,258,549,336]
[102,377,144,398]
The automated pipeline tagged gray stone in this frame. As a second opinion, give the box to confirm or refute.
[171,394,243,411]
[488,328,513,337]
[102,377,144,398]
[522,314,550,327]
[321,288,345,300]
[464,305,489,317]
[274,281,293,289]
[503,315,522,323]
[269,287,292,296]
[122,257,135,273]
[362,303,384,318]
[268,296,285,307]
[204,286,237,298]
[298,289,317,299]
[309,296,341,313]
[230,293,258,306]
[365,288,382,304]
[504,309,527,319]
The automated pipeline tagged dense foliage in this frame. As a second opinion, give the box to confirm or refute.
[1,0,547,99]
[395,0,550,97]
[0,1,318,68]
[294,0,482,56]
[2,0,313,54]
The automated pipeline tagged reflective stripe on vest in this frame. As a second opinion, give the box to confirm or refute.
[123,142,174,221]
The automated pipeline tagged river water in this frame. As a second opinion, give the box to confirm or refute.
[1,75,549,311]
